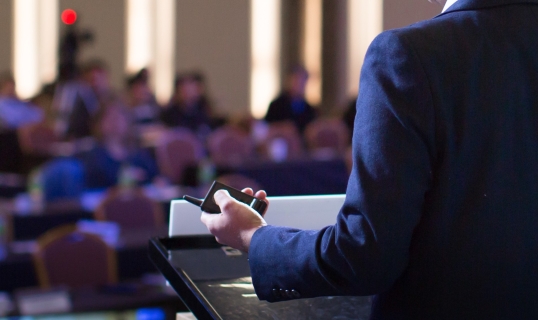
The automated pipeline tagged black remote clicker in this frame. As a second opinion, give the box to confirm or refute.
[183,181,267,214]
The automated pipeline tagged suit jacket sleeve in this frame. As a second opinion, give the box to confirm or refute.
[248,29,437,301]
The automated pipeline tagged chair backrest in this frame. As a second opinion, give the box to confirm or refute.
[155,128,204,184]
[17,123,58,156]
[207,126,254,167]
[94,187,164,228]
[33,225,117,289]
[304,118,350,159]
[259,121,304,161]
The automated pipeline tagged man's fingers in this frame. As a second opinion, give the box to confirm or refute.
[200,211,220,232]
[254,190,267,200]
[201,212,224,235]
[213,188,268,215]
[214,236,224,244]
[200,211,212,225]
[200,212,224,244]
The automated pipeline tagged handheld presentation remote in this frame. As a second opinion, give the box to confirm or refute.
[183,181,267,214]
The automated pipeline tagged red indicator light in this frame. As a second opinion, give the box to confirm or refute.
[61,9,77,25]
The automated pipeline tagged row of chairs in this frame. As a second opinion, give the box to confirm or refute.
[16,117,350,159]
[157,118,350,184]
[12,118,350,186]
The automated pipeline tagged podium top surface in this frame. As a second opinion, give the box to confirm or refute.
[149,236,371,320]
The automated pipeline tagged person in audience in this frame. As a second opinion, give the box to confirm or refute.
[81,59,117,105]
[53,59,117,140]
[40,157,86,204]
[77,103,158,190]
[31,83,57,128]
[123,68,161,126]
[160,71,214,139]
[264,65,317,133]
[0,72,44,130]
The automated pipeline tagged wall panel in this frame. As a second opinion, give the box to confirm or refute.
[0,1,12,75]
[176,0,250,117]
[59,0,126,91]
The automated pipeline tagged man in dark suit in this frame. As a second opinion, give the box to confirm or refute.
[202,0,538,318]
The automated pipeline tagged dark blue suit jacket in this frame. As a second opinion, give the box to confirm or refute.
[249,0,538,318]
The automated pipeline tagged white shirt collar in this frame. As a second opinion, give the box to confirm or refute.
[443,0,458,12]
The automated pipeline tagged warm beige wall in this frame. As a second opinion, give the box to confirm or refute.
[383,0,442,30]
[0,1,12,74]
[0,0,251,112]
[175,0,250,118]
[0,0,440,111]
[59,0,126,91]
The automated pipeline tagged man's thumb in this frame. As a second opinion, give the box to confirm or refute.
[213,189,232,206]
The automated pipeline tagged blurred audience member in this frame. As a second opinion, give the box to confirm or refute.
[342,96,357,137]
[53,59,117,140]
[40,157,85,203]
[161,71,214,139]
[77,104,158,190]
[264,65,317,133]
[82,59,117,104]
[31,83,57,128]
[0,72,44,130]
[123,68,161,126]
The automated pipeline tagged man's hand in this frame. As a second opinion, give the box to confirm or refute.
[200,188,268,253]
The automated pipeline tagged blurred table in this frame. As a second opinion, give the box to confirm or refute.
[68,284,185,315]
[10,205,172,242]
[11,206,93,241]
[8,185,179,241]
[0,226,168,293]
[7,283,186,317]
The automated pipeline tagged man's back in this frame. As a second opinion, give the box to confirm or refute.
[370,1,538,317]
[202,0,538,319]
